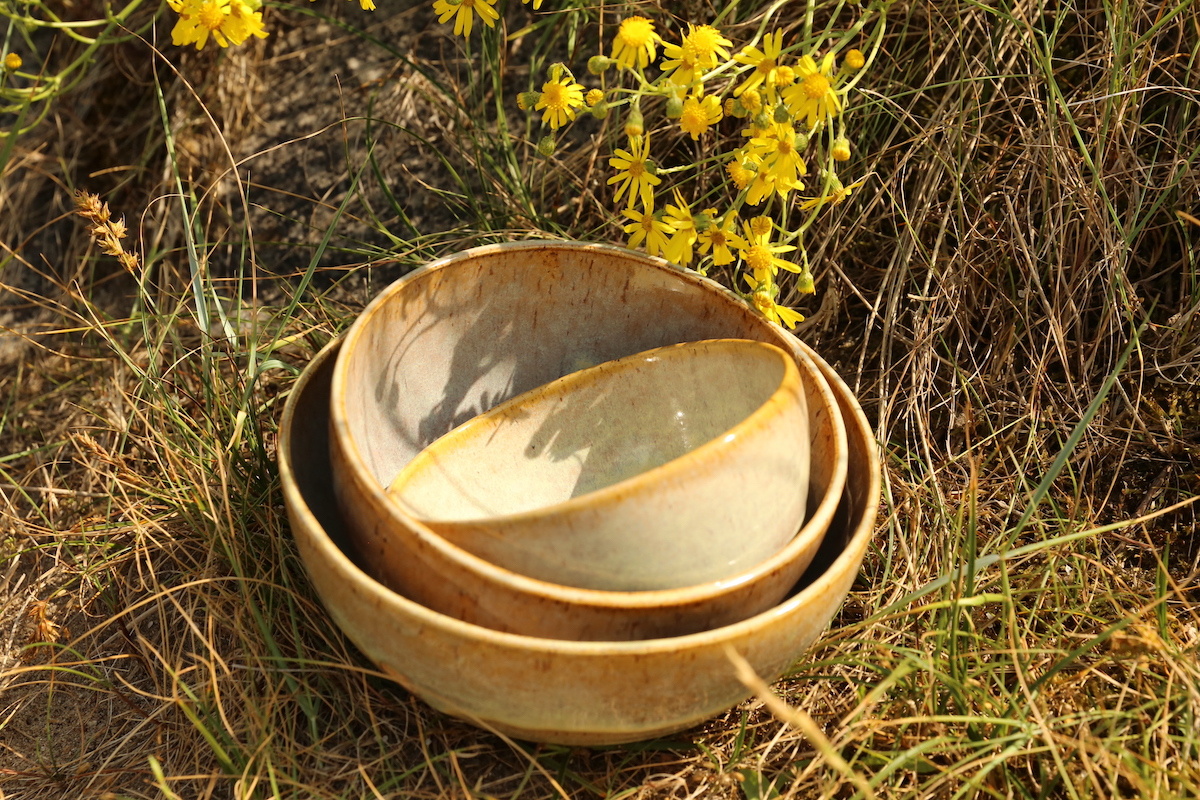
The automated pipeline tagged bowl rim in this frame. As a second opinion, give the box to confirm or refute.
[286,333,879,654]
[389,337,804,526]
[327,240,849,609]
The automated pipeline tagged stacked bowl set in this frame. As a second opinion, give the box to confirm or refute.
[278,242,881,745]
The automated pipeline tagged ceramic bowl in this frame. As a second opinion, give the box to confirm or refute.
[388,339,811,591]
[328,242,847,640]
[282,336,879,746]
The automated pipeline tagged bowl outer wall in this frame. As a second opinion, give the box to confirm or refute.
[327,242,847,640]
[283,335,881,746]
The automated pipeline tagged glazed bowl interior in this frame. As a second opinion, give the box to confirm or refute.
[388,338,811,591]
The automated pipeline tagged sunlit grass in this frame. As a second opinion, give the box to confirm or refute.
[0,0,1197,797]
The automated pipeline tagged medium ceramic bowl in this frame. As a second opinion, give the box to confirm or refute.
[329,242,847,641]
[388,339,811,591]
[282,336,880,746]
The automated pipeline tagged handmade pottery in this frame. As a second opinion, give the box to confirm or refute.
[388,339,811,591]
[329,242,847,640]
[282,336,880,745]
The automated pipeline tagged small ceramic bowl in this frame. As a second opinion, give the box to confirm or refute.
[388,339,811,591]
[329,242,847,641]
[281,336,880,746]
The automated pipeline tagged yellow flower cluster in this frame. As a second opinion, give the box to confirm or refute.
[166,0,374,51]
[167,0,267,50]
[518,16,870,329]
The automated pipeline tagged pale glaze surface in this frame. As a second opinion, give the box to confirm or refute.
[387,339,809,591]
[281,335,880,745]
[328,242,847,640]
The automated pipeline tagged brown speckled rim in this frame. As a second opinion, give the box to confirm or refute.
[327,241,849,609]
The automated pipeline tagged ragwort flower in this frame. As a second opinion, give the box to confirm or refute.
[740,218,798,281]
[611,16,661,70]
[608,135,661,210]
[784,53,842,129]
[696,211,746,266]
[535,64,585,129]
[623,203,672,257]
[663,190,698,267]
[734,30,787,97]
[661,24,732,87]
[169,0,267,49]
[678,94,722,140]
[747,122,807,194]
[747,281,805,329]
[432,0,499,38]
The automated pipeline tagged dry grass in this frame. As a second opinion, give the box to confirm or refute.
[2,0,1198,797]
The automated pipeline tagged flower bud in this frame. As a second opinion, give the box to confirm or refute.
[588,55,614,75]
[585,88,605,107]
[793,131,810,151]
[590,100,610,119]
[831,136,851,161]
[773,103,791,123]
[845,49,865,70]
[624,105,644,137]
[537,135,556,157]
[517,91,540,111]
[665,95,684,119]
[795,270,816,294]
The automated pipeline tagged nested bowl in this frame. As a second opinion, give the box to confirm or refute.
[281,335,880,746]
[327,242,847,641]
[388,338,811,591]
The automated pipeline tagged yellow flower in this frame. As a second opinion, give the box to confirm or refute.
[661,24,732,87]
[608,135,661,210]
[225,0,268,44]
[432,0,499,38]
[725,155,757,190]
[744,215,774,244]
[799,174,867,210]
[747,122,807,193]
[535,64,585,129]
[739,221,798,279]
[611,16,661,70]
[4,52,21,71]
[744,170,778,206]
[831,136,851,161]
[623,203,672,257]
[734,30,786,97]
[585,88,605,107]
[682,24,732,69]
[522,0,545,8]
[660,41,701,88]
[784,53,842,129]
[663,190,698,267]
[357,0,376,9]
[739,88,763,115]
[678,94,722,140]
[747,283,805,329]
[697,211,747,266]
[169,0,266,49]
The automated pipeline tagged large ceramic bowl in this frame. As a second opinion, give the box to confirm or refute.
[281,336,880,746]
[328,242,847,640]
[388,339,812,591]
